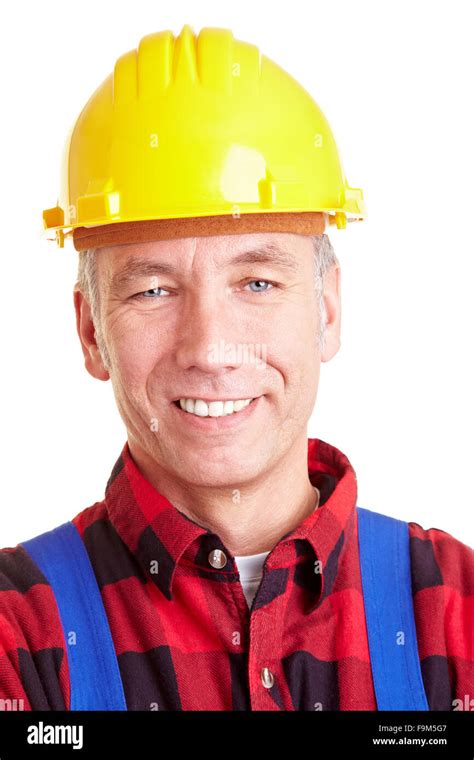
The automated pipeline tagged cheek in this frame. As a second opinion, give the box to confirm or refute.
[107,314,165,387]
[270,302,317,362]
[269,304,319,401]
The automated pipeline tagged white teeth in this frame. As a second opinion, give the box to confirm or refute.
[177,398,254,417]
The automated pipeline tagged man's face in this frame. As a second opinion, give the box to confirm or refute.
[75,232,341,486]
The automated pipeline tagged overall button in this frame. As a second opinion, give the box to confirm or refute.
[208,549,227,569]
[260,668,274,689]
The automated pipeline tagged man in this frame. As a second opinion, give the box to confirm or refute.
[0,24,472,712]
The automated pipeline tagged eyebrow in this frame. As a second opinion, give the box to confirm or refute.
[109,242,300,290]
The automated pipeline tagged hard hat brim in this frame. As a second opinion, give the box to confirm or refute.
[72,212,330,251]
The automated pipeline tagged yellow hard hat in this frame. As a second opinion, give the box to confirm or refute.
[43,24,366,248]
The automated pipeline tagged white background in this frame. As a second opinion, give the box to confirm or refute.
[0,0,472,547]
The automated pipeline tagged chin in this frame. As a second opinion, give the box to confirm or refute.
[177,452,263,487]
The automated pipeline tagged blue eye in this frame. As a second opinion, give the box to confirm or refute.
[134,287,169,299]
[246,280,274,293]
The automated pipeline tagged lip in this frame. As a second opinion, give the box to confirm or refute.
[170,395,263,431]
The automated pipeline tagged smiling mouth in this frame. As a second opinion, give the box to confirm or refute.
[172,397,260,418]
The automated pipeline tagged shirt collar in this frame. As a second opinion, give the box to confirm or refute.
[105,438,358,611]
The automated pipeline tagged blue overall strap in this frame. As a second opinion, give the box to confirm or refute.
[21,521,127,711]
[356,507,429,710]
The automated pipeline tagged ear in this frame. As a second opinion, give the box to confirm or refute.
[73,285,110,381]
[320,263,342,362]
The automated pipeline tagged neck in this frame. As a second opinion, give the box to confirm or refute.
[127,432,319,556]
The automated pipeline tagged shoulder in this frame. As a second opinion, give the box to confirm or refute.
[0,541,51,627]
[407,520,473,711]
[408,520,473,594]
[0,501,106,710]
[0,539,68,710]
[0,500,108,642]
[0,500,107,621]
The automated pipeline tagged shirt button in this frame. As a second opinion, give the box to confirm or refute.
[208,549,227,569]
[260,668,275,689]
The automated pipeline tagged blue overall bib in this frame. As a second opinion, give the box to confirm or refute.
[20,507,429,711]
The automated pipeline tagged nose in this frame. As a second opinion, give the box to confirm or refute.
[174,292,244,373]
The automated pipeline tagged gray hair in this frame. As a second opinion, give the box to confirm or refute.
[76,233,338,372]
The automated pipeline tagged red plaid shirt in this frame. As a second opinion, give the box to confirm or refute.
[0,438,472,711]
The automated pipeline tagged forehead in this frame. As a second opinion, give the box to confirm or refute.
[99,232,314,287]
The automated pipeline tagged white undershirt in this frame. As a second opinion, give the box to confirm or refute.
[234,486,320,609]
[234,550,271,608]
